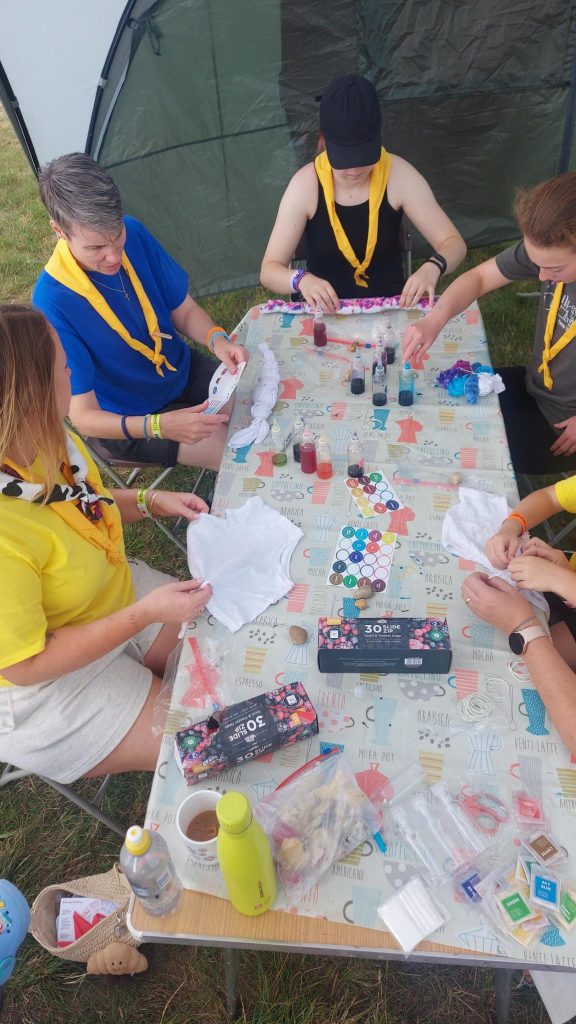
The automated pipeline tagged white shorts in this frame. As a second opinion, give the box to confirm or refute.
[0,559,173,783]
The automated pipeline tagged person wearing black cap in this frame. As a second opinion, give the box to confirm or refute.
[261,74,466,312]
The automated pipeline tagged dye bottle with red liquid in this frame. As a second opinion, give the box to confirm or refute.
[300,425,317,474]
[313,307,327,347]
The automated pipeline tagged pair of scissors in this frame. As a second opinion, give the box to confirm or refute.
[457,786,510,835]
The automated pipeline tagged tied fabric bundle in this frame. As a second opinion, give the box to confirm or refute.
[436,361,505,405]
[227,343,280,450]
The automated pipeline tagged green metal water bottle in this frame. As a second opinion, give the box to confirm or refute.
[216,792,277,916]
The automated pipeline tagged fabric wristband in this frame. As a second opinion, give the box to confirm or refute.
[425,253,447,276]
[120,415,133,441]
[291,269,309,293]
[150,412,163,440]
[206,326,228,353]
[143,415,150,440]
[136,487,150,518]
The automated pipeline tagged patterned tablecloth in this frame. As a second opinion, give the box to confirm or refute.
[146,303,576,967]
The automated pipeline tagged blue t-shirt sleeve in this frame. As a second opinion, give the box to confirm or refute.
[124,217,189,312]
[33,275,96,395]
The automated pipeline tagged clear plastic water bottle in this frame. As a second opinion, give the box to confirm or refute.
[120,825,182,917]
[398,362,415,406]
[217,792,276,916]
[373,333,386,375]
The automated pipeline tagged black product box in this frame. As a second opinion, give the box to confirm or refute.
[317,617,452,674]
[174,682,318,784]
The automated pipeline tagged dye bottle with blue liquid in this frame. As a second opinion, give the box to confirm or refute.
[398,362,415,406]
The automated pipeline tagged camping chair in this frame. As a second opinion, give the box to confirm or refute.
[290,212,413,285]
[77,432,208,556]
[0,764,125,836]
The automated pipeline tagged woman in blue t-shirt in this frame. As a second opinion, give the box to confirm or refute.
[34,153,248,468]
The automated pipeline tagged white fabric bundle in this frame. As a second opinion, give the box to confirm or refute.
[227,343,280,450]
[186,497,302,632]
[442,487,549,616]
[477,372,505,396]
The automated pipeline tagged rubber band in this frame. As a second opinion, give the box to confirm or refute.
[483,677,509,701]
[506,511,528,534]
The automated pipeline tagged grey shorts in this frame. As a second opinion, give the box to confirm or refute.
[0,558,174,784]
[91,349,218,466]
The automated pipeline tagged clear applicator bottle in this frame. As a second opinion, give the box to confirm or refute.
[347,433,364,479]
[316,436,333,479]
[270,420,287,465]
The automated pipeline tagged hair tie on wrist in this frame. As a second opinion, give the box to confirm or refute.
[120,415,133,441]
[425,252,447,276]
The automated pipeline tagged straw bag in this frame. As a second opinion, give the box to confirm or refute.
[30,863,140,963]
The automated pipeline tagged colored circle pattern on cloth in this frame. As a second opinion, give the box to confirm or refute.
[326,526,398,590]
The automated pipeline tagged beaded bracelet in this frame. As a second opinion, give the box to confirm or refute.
[120,415,133,440]
[206,326,228,353]
[150,412,163,440]
[506,511,528,534]
[136,487,150,518]
[143,415,150,440]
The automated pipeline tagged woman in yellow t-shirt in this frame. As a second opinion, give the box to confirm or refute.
[0,304,211,784]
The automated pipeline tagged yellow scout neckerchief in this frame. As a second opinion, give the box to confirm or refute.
[44,239,176,377]
[2,432,125,566]
[538,282,576,389]
[314,147,391,288]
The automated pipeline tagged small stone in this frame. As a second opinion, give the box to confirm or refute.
[289,625,308,645]
[449,472,463,485]
[354,599,368,610]
[354,588,374,600]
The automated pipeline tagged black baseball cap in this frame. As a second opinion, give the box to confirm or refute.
[319,74,382,169]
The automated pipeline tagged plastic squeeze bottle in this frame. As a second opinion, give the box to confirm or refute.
[270,419,287,466]
[347,433,364,478]
[373,333,386,375]
[299,425,317,474]
[372,363,388,407]
[350,349,365,395]
[292,413,305,463]
[316,435,334,479]
[382,320,396,364]
[216,792,277,916]
[120,826,182,916]
[398,362,415,406]
[313,307,327,347]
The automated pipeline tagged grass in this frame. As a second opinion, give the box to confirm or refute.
[0,107,557,1023]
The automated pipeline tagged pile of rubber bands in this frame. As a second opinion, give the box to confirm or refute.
[436,360,505,405]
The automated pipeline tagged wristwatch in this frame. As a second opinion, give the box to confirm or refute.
[508,623,550,656]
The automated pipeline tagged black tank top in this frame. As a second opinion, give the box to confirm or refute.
[304,172,405,299]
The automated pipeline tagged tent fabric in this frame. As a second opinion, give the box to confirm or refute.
[1,0,576,296]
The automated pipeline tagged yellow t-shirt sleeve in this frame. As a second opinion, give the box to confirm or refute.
[555,475,576,513]
[0,554,48,673]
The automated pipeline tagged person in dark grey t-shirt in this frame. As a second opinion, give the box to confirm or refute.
[402,173,576,474]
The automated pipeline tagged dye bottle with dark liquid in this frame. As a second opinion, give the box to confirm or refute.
[347,433,364,478]
[372,363,388,406]
[350,350,365,395]
[398,362,415,406]
[300,425,317,474]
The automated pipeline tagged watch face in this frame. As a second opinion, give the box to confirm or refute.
[509,631,525,656]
